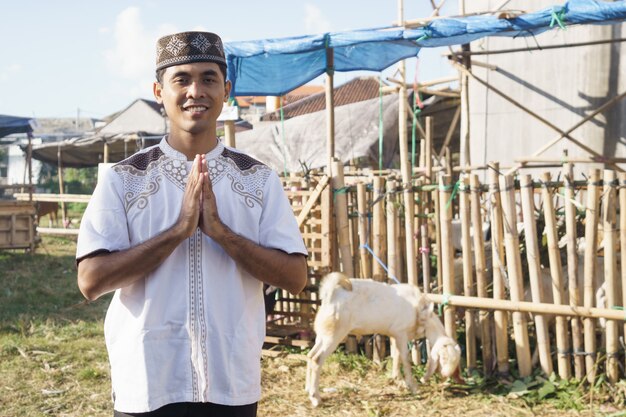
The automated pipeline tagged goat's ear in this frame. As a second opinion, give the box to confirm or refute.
[419,300,434,316]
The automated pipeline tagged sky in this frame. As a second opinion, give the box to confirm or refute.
[0,1,458,120]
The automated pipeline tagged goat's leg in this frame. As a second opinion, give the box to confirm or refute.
[389,338,401,380]
[307,332,346,407]
[392,335,417,393]
[422,349,438,382]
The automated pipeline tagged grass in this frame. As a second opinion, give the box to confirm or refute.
[1,236,625,416]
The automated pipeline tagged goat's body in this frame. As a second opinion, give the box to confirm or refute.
[306,273,425,407]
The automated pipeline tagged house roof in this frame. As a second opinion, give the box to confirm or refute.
[260,77,382,121]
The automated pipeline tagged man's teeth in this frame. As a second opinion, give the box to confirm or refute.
[186,106,207,112]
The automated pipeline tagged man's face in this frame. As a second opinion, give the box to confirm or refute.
[153,62,231,136]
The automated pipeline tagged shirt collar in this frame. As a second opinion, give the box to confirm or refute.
[158,136,224,161]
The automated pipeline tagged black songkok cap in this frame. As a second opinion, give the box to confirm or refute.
[156,31,226,71]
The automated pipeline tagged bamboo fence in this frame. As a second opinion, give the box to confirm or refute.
[270,163,626,383]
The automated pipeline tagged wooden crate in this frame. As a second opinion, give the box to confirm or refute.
[0,201,36,251]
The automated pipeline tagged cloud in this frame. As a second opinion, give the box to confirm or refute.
[304,4,331,34]
[0,64,21,82]
[103,7,180,83]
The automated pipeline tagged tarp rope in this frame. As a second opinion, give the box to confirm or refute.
[550,6,567,30]
[411,58,425,172]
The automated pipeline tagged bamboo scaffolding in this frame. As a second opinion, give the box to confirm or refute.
[500,174,532,378]
[488,163,509,374]
[357,183,371,278]
[540,172,571,380]
[470,174,493,374]
[520,175,553,376]
[602,170,619,383]
[459,176,476,370]
[438,173,456,338]
[583,169,601,383]
[563,163,585,379]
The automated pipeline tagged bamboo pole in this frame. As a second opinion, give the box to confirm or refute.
[434,185,443,293]
[563,163,585,379]
[470,174,493,374]
[500,174,532,378]
[224,120,236,148]
[620,172,626,371]
[583,169,601,383]
[418,178,432,293]
[459,176,476,370]
[602,170,619,383]
[357,183,371,278]
[540,172,571,380]
[331,159,353,278]
[488,162,509,374]
[422,293,626,321]
[325,48,335,175]
[425,117,433,182]
[372,176,386,282]
[520,174,553,376]
[386,180,399,282]
[438,173,456,338]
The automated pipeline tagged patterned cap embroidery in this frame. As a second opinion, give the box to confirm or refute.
[191,34,212,54]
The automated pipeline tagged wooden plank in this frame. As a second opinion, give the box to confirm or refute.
[13,193,91,203]
[296,175,329,228]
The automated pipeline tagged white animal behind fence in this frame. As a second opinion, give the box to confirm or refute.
[305,272,428,407]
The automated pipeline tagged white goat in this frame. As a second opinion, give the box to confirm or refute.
[418,302,463,383]
[305,272,428,407]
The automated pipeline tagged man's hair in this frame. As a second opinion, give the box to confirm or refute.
[155,64,227,85]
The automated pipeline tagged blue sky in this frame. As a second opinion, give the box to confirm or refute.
[0,1,458,119]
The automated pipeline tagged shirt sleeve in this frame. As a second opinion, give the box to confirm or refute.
[258,171,308,256]
[76,166,131,262]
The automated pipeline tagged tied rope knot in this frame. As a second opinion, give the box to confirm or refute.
[438,292,452,316]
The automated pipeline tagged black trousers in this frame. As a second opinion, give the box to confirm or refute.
[114,402,257,417]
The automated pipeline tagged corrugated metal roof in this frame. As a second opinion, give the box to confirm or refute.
[261,77,382,121]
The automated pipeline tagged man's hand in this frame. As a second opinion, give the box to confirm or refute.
[198,155,226,239]
[176,154,204,238]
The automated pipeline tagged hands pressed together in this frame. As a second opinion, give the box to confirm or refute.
[177,154,224,240]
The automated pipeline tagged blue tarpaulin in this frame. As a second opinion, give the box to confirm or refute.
[224,0,626,96]
[0,115,33,139]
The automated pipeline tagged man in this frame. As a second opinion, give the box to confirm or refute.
[76,31,308,417]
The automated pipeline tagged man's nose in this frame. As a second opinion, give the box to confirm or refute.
[186,81,205,98]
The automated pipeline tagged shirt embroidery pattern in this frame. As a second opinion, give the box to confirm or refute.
[113,148,168,211]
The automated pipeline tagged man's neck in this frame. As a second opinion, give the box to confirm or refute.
[167,131,219,160]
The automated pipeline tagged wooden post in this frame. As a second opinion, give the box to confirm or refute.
[103,142,110,163]
[500,174,532,378]
[425,117,433,182]
[563,163,584,379]
[540,172,571,380]
[325,47,335,175]
[224,120,236,148]
[438,173,456,338]
[488,162,509,374]
[434,185,443,293]
[459,175,476,370]
[57,145,67,227]
[321,179,333,271]
[602,170,619,383]
[331,159,353,278]
[520,174,553,376]
[470,174,493,374]
[386,180,399,282]
[357,183,371,278]
[583,169,601,383]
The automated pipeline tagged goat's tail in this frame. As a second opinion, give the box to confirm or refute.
[319,272,352,304]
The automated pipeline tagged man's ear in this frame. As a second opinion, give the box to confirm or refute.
[224,80,232,102]
[153,82,163,104]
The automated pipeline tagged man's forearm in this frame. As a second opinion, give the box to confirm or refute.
[77,223,189,301]
[212,224,307,295]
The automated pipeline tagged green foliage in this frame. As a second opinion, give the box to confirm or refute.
[37,164,97,194]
